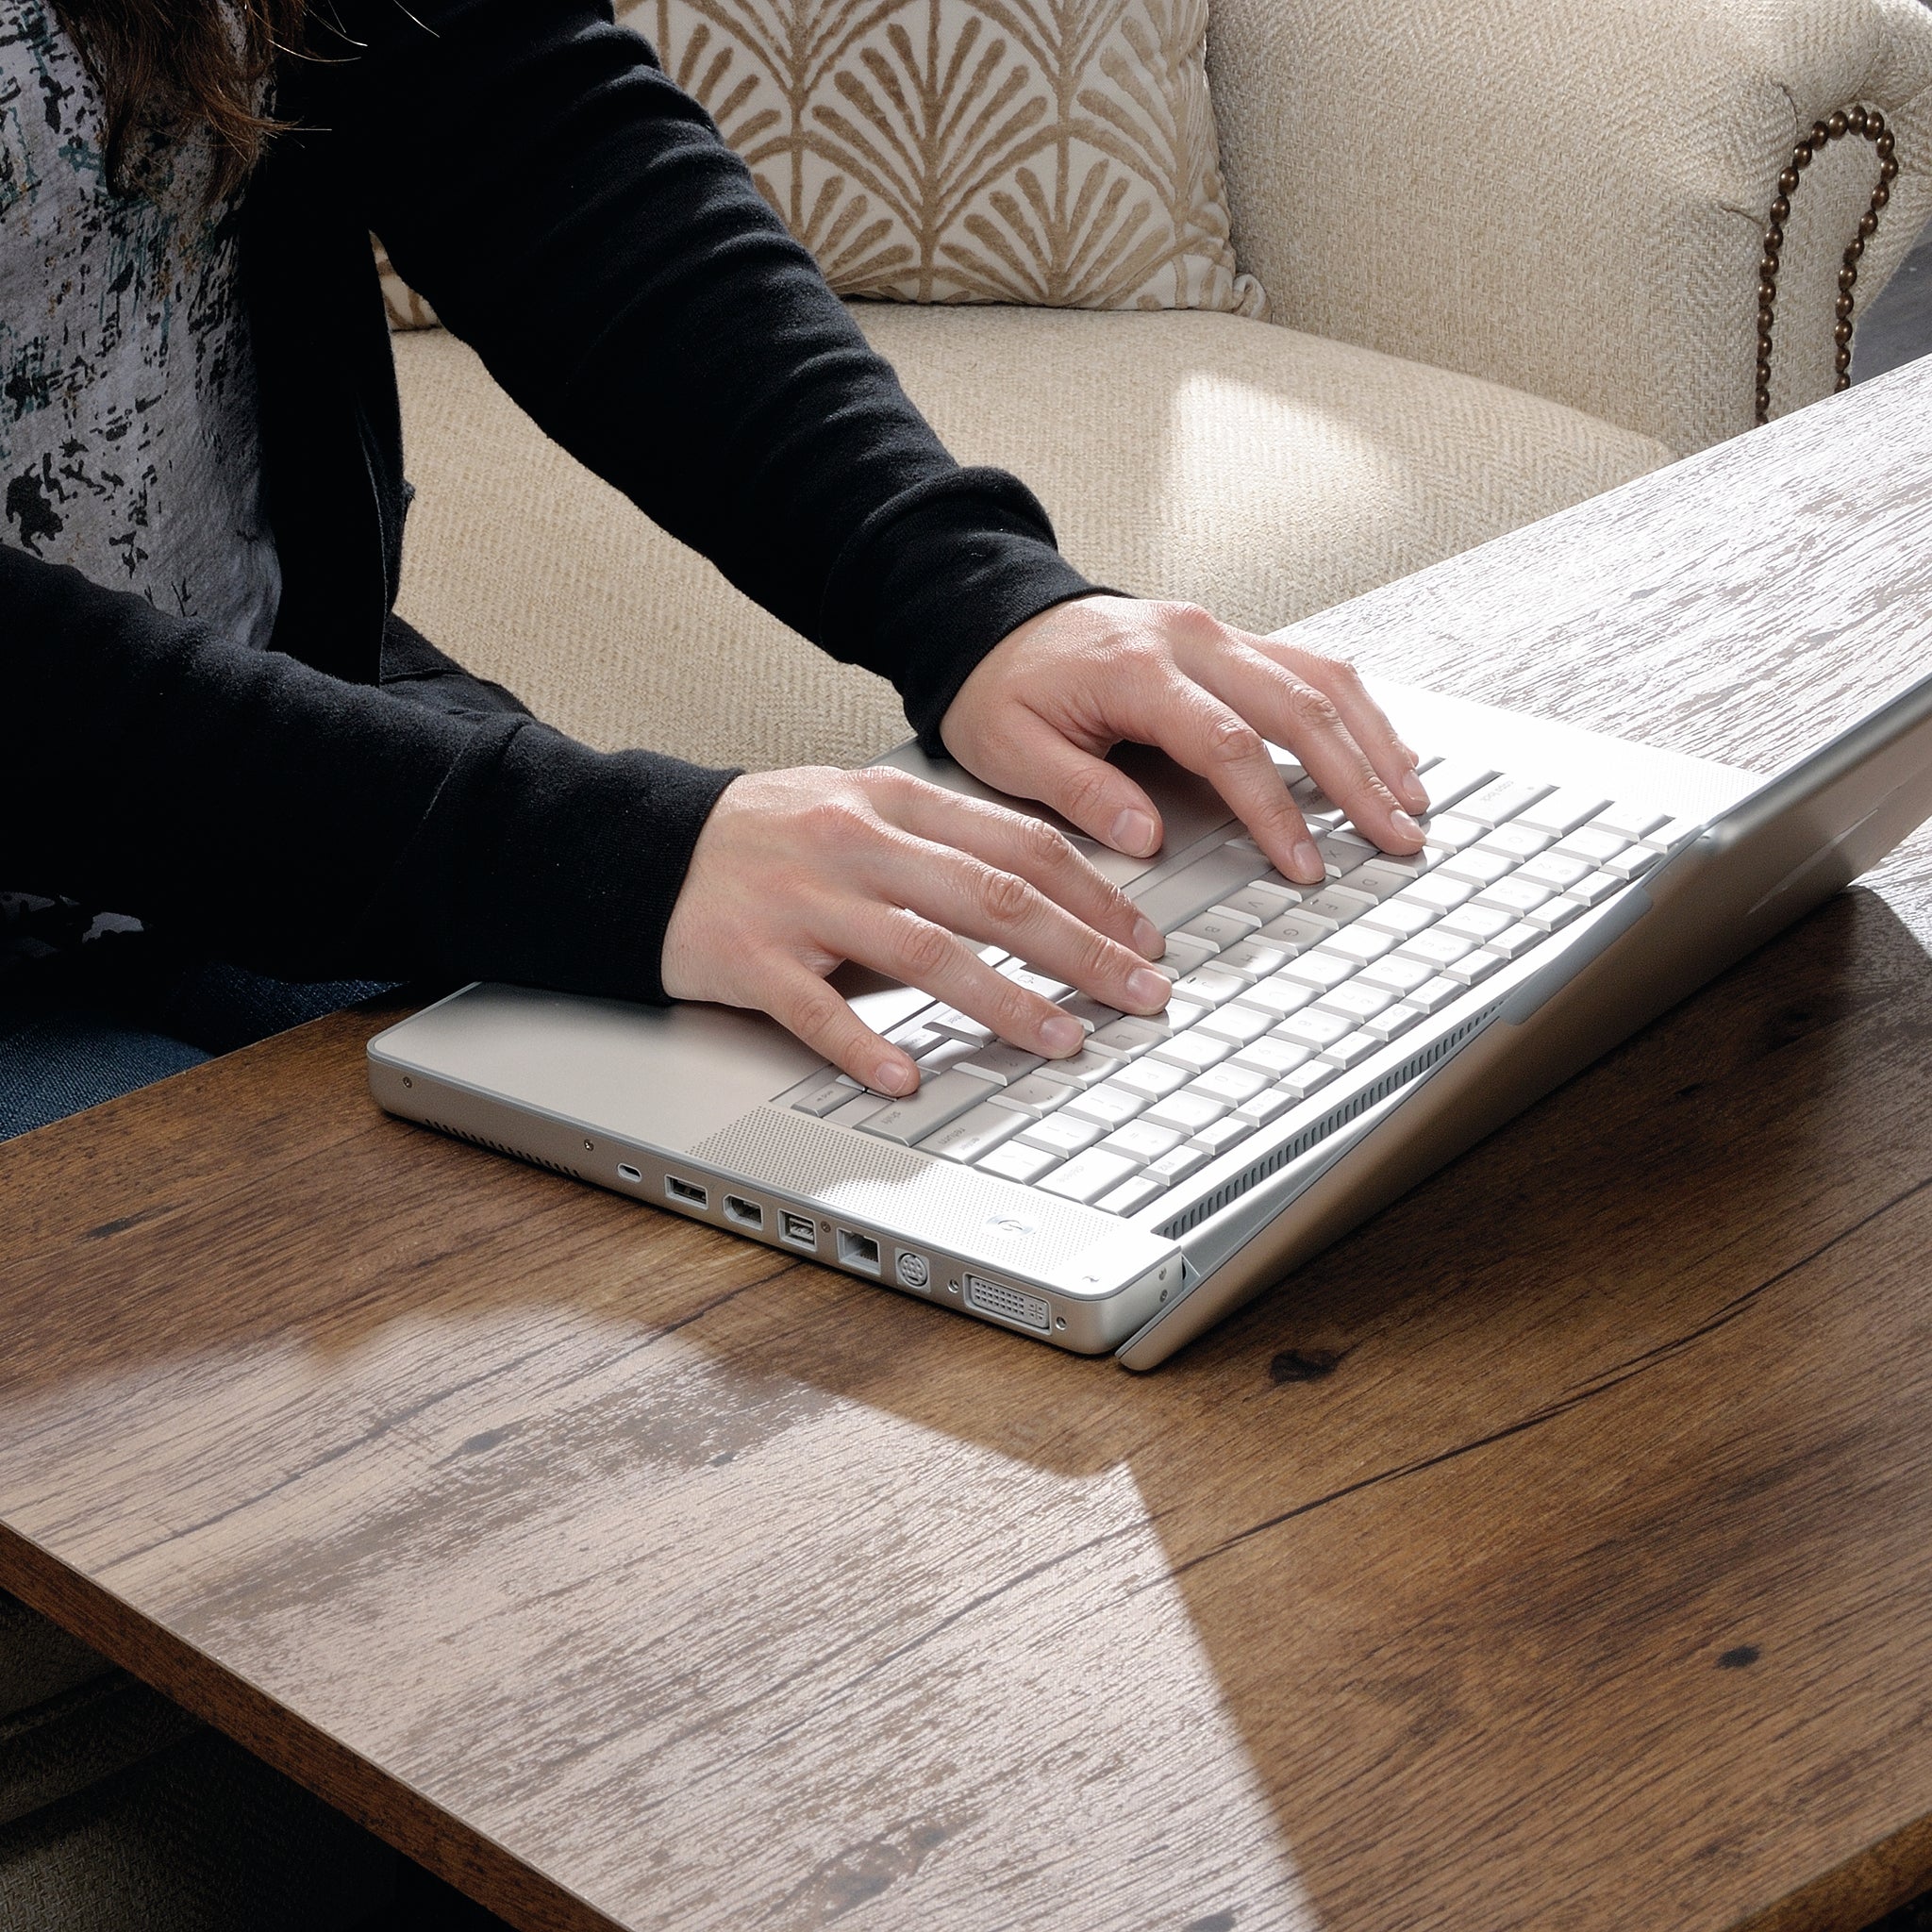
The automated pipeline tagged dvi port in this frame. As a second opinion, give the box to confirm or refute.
[964,1274,1050,1333]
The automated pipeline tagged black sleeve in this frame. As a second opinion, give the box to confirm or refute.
[311,0,1097,745]
[3,547,731,1001]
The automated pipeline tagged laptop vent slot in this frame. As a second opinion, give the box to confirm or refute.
[1157,1004,1500,1239]
[417,1119,583,1183]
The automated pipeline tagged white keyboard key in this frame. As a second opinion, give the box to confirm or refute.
[1215,939,1292,981]
[1317,980,1395,1023]
[955,1041,1044,1086]
[1129,845,1273,933]
[1343,858,1428,899]
[1170,966,1249,1008]
[886,1023,945,1058]
[976,1140,1062,1185]
[1232,1037,1310,1078]
[1110,1055,1191,1103]
[1177,908,1261,950]
[1063,1080,1150,1129]
[1041,1149,1143,1205]
[1281,950,1356,991]
[1516,789,1610,836]
[1146,1090,1230,1135]
[1097,1174,1168,1217]
[1407,974,1464,1013]
[989,1073,1076,1115]
[1474,876,1554,917]
[1000,963,1073,1001]
[1518,851,1592,891]
[1320,1029,1381,1069]
[1486,921,1546,958]
[1146,1143,1210,1185]
[1398,927,1475,969]
[1603,844,1661,880]
[1056,995,1116,1031]
[1099,1119,1186,1164]
[1150,1029,1234,1074]
[1358,954,1433,995]
[1593,802,1669,840]
[1159,933,1220,973]
[825,1092,891,1127]
[1439,847,1514,888]
[1235,1087,1299,1126]
[1163,996,1209,1032]
[916,1038,980,1076]
[1033,1044,1126,1089]
[1554,825,1629,867]
[1280,1060,1340,1100]
[920,1100,1029,1162]
[1641,815,1698,851]
[1323,924,1400,966]
[1242,974,1320,1018]
[1275,1008,1353,1051]
[1195,1002,1275,1046]
[1446,948,1507,986]
[1302,887,1377,923]
[1019,1111,1108,1158]
[1190,1115,1256,1158]
[1358,897,1438,941]
[1402,874,1477,915]
[1416,761,1500,814]
[1564,869,1624,907]
[1364,1002,1425,1041]
[789,1074,861,1117]
[1525,893,1584,932]
[1476,822,1553,860]
[1090,1017,1167,1057]
[1420,812,1487,852]
[1190,1062,1270,1107]
[1222,880,1300,923]
[1439,904,1513,942]
[1454,776,1553,827]
[926,1006,994,1045]
[861,1071,1008,1145]
[1259,909,1339,947]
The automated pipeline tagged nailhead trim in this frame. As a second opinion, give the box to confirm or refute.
[1758,105,1900,425]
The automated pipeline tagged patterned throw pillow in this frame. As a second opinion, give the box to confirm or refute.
[378,0,1265,325]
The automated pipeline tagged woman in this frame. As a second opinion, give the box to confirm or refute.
[2,0,1427,1139]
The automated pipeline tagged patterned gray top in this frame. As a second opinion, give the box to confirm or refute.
[0,0,280,646]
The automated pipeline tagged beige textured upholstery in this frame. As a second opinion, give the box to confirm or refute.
[1207,0,1932,455]
[394,309,1670,769]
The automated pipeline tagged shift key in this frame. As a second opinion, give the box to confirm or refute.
[860,1070,1008,1145]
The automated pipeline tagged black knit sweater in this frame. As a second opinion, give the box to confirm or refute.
[1,0,1094,1003]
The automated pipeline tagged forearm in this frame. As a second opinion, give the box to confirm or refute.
[5,548,731,997]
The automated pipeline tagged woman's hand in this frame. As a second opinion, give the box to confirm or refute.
[660,766,1173,1095]
[941,595,1428,885]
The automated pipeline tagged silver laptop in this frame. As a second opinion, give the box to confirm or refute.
[367,666,1932,1369]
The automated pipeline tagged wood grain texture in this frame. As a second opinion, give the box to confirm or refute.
[6,362,1932,1932]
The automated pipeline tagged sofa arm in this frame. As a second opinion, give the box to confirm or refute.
[1207,0,1932,454]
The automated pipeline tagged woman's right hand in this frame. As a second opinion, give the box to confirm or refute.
[659,766,1175,1096]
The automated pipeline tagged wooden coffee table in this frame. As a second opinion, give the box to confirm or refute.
[6,361,1932,1932]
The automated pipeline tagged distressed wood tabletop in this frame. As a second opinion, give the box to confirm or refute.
[5,362,1932,1932]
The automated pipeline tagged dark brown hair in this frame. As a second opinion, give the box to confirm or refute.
[53,0,308,198]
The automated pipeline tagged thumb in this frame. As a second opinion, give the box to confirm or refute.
[982,714,1167,858]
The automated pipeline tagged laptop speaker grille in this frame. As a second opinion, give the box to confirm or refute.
[417,1119,584,1183]
[688,1106,1121,1271]
[1157,1003,1500,1238]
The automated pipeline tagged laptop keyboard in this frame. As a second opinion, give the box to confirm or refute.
[777,758,1692,1221]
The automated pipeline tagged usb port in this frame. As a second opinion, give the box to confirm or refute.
[723,1194,763,1231]
[665,1176,708,1208]
[836,1229,881,1274]
[780,1212,817,1251]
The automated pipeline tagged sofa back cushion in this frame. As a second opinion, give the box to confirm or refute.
[380,0,1265,325]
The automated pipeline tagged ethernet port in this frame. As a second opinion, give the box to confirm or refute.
[836,1228,881,1275]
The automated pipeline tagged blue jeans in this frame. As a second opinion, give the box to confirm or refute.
[0,953,393,1141]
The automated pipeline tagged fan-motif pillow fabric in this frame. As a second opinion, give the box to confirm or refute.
[378,0,1266,325]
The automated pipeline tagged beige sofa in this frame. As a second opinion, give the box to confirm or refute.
[394,0,1932,775]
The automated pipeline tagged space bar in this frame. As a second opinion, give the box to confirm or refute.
[1130,843,1270,933]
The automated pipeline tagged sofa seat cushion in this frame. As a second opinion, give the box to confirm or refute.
[394,308,1672,773]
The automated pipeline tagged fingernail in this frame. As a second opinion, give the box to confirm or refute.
[1041,1015,1085,1056]
[874,1058,916,1095]
[1399,767,1429,812]
[1292,839,1324,883]
[1132,916,1163,957]
[1111,808,1159,857]
[1389,809,1422,842]
[1125,967,1170,1010]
